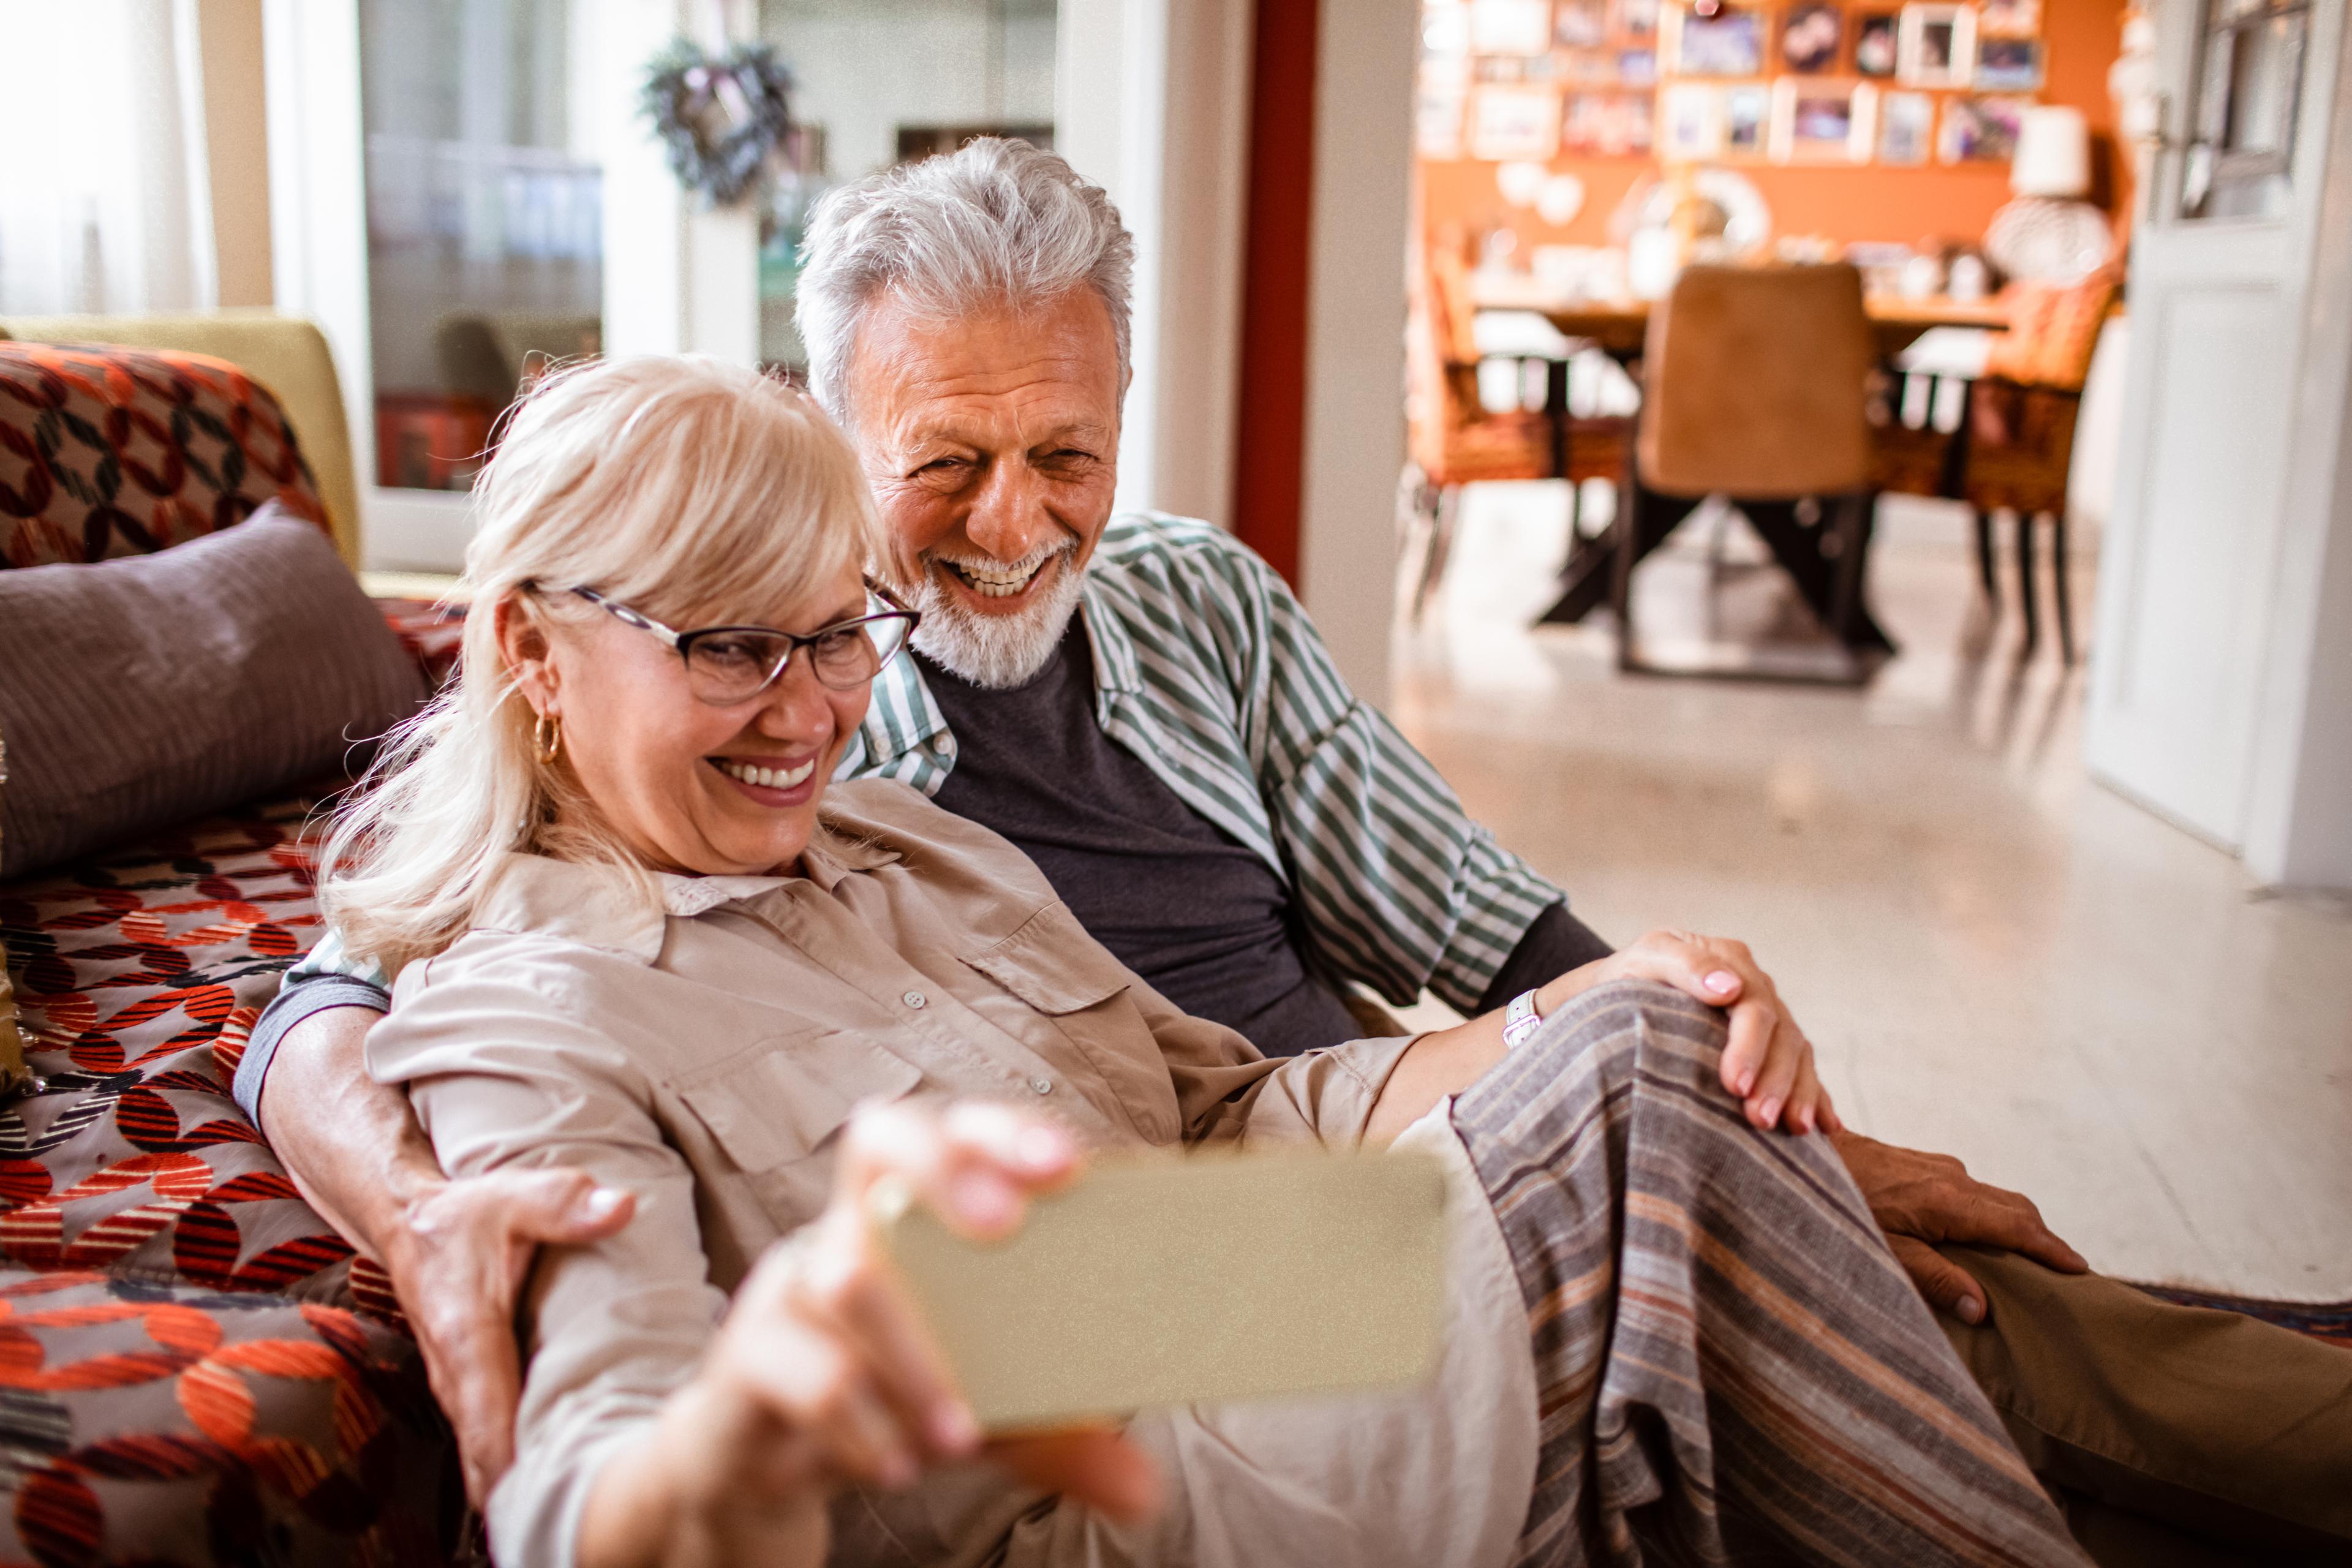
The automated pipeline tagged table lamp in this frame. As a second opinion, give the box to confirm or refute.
[1985,106,2112,283]
[2011,106,2092,197]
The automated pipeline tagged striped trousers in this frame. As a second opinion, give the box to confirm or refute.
[1452,981,2090,1568]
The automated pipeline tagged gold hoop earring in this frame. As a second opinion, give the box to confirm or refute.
[534,711,562,764]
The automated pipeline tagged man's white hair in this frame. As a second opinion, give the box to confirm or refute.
[795,138,1134,425]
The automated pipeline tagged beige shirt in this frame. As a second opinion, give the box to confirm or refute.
[368,780,1537,1568]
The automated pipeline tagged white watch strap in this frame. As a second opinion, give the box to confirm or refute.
[1501,989,1544,1052]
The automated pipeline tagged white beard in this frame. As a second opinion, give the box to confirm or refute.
[905,545,1087,688]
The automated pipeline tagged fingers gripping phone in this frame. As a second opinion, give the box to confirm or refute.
[873,1149,1452,1433]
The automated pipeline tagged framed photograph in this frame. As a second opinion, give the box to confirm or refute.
[1417,78,1469,158]
[1940,92,2027,161]
[1975,36,2043,88]
[1853,12,1901,75]
[1723,82,1773,155]
[1556,0,1609,47]
[1619,47,1660,85]
[1977,0,2039,36]
[1770,77,1877,162]
[1470,0,1554,55]
[1622,92,1657,153]
[1617,0,1662,35]
[1561,50,1619,82]
[1781,3,1844,72]
[1897,2,1976,87]
[1661,81,1725,158]
[1877,88,1934,162]
[1670,6,1766,75]
[1566,92,1653,154]
[1468,85,1563,159]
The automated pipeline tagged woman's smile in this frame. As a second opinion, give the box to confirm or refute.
[709,752,823,807]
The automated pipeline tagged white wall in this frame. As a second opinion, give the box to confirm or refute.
[1297,0,1416,708]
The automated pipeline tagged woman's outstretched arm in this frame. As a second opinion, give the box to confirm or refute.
[577,1102,1158,1568]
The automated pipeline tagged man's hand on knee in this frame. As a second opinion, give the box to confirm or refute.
[1830,1130,2088,1322]
[1547,930,1841,1135]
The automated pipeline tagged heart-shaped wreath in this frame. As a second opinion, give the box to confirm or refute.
[641,39,794,208]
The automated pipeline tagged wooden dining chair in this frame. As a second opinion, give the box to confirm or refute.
[1405,240,1630,620]
[1958,267,2122,663]
[1617,262,1885,678]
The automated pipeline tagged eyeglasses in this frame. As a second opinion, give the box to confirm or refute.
[562,578,921,704]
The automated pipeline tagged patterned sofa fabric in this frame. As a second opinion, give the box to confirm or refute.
[0,797,459,1566]
[0,1268,454,1568]
[0,344,326,570]
[0,335,460,1564]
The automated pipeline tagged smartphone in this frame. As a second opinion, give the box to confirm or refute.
[873,1147,1451,1432]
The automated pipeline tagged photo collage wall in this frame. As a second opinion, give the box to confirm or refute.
[1420,0,2048,170]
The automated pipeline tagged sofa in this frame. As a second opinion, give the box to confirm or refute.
[0,335,462,1565]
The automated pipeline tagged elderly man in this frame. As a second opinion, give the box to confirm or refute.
[244,141,2347,1559]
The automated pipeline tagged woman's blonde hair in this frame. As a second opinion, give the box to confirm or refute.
[320,355,886,977]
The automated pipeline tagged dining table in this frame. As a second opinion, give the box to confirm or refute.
[1463,272,2013,644]
[1465,271,2014,361]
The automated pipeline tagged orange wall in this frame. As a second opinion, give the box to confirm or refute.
[1423,0,2128,254]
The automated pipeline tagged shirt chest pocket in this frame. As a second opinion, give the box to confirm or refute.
[960,903,1177,1142]
[676,1030,924,1226]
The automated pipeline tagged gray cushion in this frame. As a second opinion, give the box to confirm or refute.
[0,505,428,878]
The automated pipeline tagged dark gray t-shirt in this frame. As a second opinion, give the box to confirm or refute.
[922,619,1367,1055]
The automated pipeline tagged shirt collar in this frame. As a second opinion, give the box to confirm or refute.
[1078,575,1143,695]
[471,818,902,959]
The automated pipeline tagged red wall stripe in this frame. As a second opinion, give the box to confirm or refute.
[1229,0,1319,588]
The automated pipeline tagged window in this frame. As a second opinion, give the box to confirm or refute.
[2180,0,2310,222]
[360,0,603,490]
[754,0,1058,371]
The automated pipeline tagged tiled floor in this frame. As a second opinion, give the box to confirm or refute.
[1390,481,2352,1300]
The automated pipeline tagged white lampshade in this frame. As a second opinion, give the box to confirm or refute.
[2011,106,2092,198]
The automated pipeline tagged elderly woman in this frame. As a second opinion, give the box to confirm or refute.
[325,355,2085,1568]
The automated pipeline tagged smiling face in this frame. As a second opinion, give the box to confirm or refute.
[501,562,873,878]
[849,288,1123,688]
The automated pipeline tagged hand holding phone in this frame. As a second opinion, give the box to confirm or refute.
[873,1147,1450,1433]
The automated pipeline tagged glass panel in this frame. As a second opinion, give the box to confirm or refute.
[2181,0,2308,222]
[361,0,603,491]
[755,0,1060,372]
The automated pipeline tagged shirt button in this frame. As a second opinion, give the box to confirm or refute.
[1030,1077,1053,1095]
[903,990,927,1009]
[931,732,957,757]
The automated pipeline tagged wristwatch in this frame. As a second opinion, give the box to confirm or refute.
[1502,989,1545,1052]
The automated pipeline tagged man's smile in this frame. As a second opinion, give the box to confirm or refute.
[933,549,1064,608]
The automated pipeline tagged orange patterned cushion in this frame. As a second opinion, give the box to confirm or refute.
[0,344,328,570]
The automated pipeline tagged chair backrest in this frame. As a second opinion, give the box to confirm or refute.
[0,341,332,568]
[1408,238,1490,470]
[1638,263,1873,499]
[1980,267,2120,391]
[0,311,360,564]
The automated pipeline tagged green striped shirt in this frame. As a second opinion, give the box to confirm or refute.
[285,513,1562,1012]
[850,513,1562,1012]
